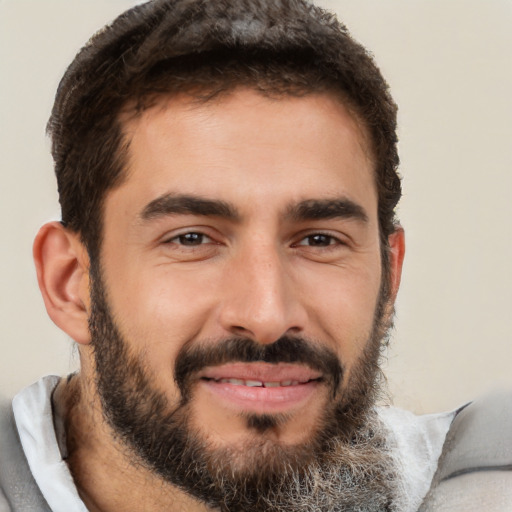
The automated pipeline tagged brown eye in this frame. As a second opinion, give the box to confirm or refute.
[298,234,338,247]
[172,232,211,246]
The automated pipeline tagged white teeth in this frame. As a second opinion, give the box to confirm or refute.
[215,378,310,387]
[245,380,264,387]
[219,378,244,385]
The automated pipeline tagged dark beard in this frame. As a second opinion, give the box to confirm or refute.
[89,266,400,511]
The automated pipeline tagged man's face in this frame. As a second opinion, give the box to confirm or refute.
[88,88,398,509]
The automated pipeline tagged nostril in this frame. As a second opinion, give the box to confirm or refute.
[232,325,248,333]
[231,325,255,339]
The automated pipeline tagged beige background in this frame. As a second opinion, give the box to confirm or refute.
[1,0,511,413]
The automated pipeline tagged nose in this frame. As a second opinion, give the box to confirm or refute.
[219,243,307,344]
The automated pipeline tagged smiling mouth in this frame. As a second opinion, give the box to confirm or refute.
[201,377,322,387]
[196,363,324,414]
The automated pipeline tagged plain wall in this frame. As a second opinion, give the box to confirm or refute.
[1,0,511,413]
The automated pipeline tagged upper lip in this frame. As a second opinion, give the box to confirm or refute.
[197,362,323,384]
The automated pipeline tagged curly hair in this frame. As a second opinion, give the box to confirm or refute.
[47,0,401,262]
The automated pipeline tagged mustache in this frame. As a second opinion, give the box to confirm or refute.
[174,336,344,400]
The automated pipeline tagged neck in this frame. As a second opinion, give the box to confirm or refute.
[54,373,212,512]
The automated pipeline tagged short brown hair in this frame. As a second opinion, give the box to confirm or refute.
[47,0,401,262]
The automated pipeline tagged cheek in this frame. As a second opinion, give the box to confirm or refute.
[105,264,222,376]
[299,260,382,363]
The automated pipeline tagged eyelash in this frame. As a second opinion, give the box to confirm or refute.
[293,233,344,248]
[164,231,214,247]
[164,231,345,249]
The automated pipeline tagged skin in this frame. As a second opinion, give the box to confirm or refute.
[34,88,405,512]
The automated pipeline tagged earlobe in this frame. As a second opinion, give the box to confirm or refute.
[387,227,406,301]
[33,222,92,345]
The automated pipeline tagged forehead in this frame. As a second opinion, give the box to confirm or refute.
[112,88,377,221]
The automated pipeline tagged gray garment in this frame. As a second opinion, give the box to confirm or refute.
[0,399,51,512]
[419,390,512,511]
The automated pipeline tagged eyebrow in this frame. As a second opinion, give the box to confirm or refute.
[140,193,368,225]
[140,193,240,221]
[286,198,369,223]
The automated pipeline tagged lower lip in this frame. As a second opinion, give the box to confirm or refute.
[199,379,321,414]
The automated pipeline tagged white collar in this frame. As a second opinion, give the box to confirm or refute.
[378,404,457,511]
[12,376,88,512]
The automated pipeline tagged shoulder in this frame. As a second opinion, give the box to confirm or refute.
[0,399,15,512]
[0,390,52,512]
[0,397,20,512]
[0,396,20,471]
[420,389,512,511]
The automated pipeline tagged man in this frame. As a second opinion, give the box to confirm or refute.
[0,1,510,511]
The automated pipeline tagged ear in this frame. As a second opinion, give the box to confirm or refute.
[387,226,405,302]
[33,222,92,345]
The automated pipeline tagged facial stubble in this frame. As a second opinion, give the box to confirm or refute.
[88,263,401,512]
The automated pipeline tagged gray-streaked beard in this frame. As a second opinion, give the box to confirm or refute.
[88,264,402,512]
[184,411,401,512]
